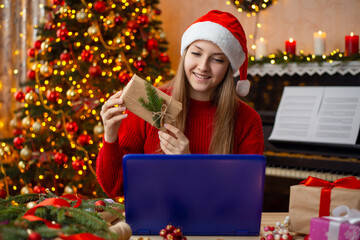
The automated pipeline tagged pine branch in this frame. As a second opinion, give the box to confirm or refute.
[62,207,109,232]
[0,207,26,222]
[0,193,39,208]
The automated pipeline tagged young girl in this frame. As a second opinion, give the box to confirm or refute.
[96,10,264,197]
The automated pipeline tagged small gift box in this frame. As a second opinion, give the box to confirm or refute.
[309,205,360,240]
[121,75,182,130]
[289,176,360,234]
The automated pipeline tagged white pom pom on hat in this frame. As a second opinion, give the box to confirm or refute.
[180,10,250,97]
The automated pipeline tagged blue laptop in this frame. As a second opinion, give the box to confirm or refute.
[123,154,266,236]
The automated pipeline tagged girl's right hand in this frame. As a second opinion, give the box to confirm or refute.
[100,90,128,143]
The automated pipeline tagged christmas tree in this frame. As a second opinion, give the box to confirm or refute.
[0,0,172,199]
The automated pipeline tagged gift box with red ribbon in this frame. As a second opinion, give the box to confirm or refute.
[309,205,360,240]
[288,176,360,234]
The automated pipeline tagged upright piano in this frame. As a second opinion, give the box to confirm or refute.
[245,61,360,211]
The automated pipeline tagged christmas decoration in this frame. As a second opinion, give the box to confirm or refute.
[261,216,295,240]
[159,224,187,240]
[1,0,172,198]
[229,0,273,13]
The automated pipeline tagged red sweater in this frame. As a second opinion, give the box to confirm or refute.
[96,98,264,197]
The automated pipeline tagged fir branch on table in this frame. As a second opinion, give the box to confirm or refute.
[0,193,39,208]
[138,81,165,128]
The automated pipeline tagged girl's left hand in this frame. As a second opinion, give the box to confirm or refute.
[158,124,190,154]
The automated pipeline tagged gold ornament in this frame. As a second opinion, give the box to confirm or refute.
[25,92,37,104]
[115,54,122,65]
[64,185,77,194]
[41,40,49,51]
[10,118,21,128]
[66,88,78,100]
[18,161,26,170]
[32,121,42,134]
[26,201,37,209]
[4,146,10,153]
[20,186,32,195]
[105,11,116,29]
[22,116,32,129]
[76,8,88,23]
[113,34,123,45]
[20,146,32,161]
[40,62,53,77]
[0,148,4,157]
[141,48,149,58]
[88,24,99,36]
[93,122,104,137]
[159,31,166,40]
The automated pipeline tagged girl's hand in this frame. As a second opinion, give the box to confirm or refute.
[159,124,190,154]
[100,90,128,143]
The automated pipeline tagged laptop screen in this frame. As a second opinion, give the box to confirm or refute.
[123,154,266,236]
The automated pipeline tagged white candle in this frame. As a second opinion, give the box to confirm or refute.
[255,37,268,60]
[313,30,327,56]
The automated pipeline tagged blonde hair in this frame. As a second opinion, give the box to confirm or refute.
[169,49,239,154]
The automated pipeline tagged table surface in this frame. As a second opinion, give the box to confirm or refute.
[130,212,306,240]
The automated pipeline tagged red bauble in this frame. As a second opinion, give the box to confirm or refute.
[81,50,93,61]
[137,15,149,25]
[114,15,123,25]
[118,72,131,84]
[46,90,59,103]
[155,9,161,15]
[89,64,102,77]
[25,86,35,93]
[78,133,91,146]
[27,231,41,240]
[65,121,78,134]
[54,152,68,165]
[0,188,6,199]
[94,1,107,13]
[146,38,158,51]
[51,0,64,6]
[56,28,69,40]
[27,70,36,80]
[60,51,71,62]
[27,48,35,58]
[34,40,43,50]
[56,121,63,129]
[159,229,167,238]
[127,20,138,31]
[134,60,146,72]
[165,224,175,233]
[159,53,170,63]
[13,128,23,136]
[33,186,45,194]
[94,200,106,212]
[14,91,25,102]
[72,159,84,171]
[13,136,25,149]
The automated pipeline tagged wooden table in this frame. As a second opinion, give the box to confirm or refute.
[130,212,306,240]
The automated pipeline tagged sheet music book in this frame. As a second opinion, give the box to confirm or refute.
[269,86,360,145]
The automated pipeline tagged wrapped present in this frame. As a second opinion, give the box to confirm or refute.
[289,176,360,234]
[121,74,182,130]
[309,205,360,240]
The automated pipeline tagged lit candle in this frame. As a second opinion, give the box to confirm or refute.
[285,38,296,55]
[255,37,268,60]
[313,30,326,56]
[345,32,359,56]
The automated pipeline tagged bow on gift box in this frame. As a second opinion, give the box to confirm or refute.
[300,176,360,217]
[324,205,360,240]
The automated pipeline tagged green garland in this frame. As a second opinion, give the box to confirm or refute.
[229,0,273,13]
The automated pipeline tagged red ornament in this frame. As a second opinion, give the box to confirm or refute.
[25,86,35,93]
[72,159,84,171]
[155,9,161,15]
[65,121,78,134]
[13,136,25,149]
[56,121,63,129]
[146,38,158,51]
[51,0,64,6]
[54,152,68,165]
[34,40,43,50]
[94,200,106,212]
[13,128,23,136]
[0,188,6,199]
[60,51,71,62]
[89,64,102,77]
[134,60,146,71]
[14,91,25,102]
[27,70,36,80]
[159,53,170,63]
[44,22,55,31]
[56,27,69,40]
[27,48,35,58]
[127,20,138,31]
[27,231,41,240]
[81,50,93,61]
[94,1,107,13]
[137,15,149,25]
[118,72,131,84]
[114,15,123,25]
[46,90,59,103]
[78,133,91,146]
[33,186,46,194]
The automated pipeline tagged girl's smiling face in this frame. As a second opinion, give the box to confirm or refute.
[184,40,230,101]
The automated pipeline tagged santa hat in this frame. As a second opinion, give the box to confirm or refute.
[181,10,250,97]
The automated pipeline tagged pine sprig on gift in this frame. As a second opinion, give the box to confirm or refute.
[138,81,165,128]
